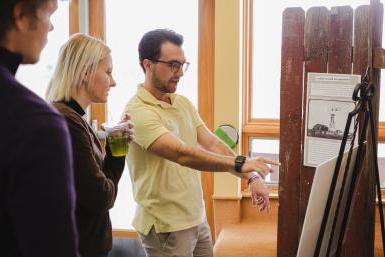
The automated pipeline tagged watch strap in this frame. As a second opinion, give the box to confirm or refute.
[234,155,246,173]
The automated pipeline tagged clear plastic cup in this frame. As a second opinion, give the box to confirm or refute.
[103,123,130,157]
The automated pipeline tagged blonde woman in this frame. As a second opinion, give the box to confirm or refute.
[47,33,134,257]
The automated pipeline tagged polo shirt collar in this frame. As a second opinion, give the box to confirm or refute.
[137,84,176,109]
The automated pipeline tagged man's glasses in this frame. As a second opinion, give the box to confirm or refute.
[152,59,190,73]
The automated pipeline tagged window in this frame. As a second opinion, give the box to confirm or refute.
[244,0,384,186]
[105,0,199,230]
[15,1,69,98]
[249,138,279,183]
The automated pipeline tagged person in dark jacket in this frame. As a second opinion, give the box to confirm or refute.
[46,33,134,257]
[0,1,80,257]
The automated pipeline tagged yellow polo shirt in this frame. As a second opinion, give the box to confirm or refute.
[124,85,206,235]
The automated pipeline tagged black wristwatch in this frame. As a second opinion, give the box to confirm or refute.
[234,155,246,173]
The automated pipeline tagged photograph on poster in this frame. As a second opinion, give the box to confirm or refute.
[307,100,355,140]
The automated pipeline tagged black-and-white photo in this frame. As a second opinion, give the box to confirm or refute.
[307,99,355,140]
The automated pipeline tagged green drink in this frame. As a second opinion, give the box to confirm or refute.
[107,134,129,157]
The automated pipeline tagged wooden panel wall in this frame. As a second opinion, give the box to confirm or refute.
[278,2,383,256]
[300,6,329,235]
[328,6,353,74]
[362,0,384,256]
[343,5,371,257]
[278,8,304,257]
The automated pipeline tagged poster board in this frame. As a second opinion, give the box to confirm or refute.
[297,146,358,257]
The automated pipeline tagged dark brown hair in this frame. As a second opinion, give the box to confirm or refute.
[0,0,52,41]
[138,29,184,72]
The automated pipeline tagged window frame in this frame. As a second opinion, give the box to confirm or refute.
[241,0,385,191]
[241,0,279,191]
[241,0,280,143]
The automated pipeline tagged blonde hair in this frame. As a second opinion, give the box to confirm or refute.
[46,33,110,102]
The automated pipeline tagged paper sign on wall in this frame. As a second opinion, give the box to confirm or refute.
[303,73,360,167]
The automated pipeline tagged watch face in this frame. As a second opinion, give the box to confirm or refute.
[235,155,246,173]
[236,155,246,164]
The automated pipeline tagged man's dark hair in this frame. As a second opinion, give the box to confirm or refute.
[0,0,52,41]
[138,29,184,72]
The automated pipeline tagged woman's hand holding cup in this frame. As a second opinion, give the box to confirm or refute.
[101,113,134,157]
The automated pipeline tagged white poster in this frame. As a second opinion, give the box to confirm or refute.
[304,73,360,167]
[297,146,358,257]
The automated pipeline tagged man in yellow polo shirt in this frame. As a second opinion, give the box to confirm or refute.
[124,29,280,257]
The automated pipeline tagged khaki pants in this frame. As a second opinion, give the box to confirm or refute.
[138,221,213,257]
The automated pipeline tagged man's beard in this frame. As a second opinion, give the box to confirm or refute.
[153,76,176,93]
